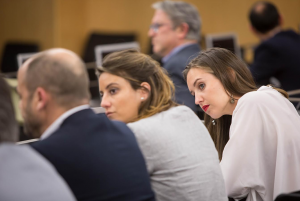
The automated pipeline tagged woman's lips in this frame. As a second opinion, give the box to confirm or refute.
[202,105,209,112]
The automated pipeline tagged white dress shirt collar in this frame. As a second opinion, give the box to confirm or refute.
[40,105,90,140]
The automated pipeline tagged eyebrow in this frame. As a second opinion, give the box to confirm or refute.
[193,78,202,87]
[106,83,119,90]
[99,83,119,95]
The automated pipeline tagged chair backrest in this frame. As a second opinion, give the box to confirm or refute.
[287,89,300,110]
[274,190,300,201]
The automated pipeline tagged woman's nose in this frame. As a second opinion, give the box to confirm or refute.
[100,94,110,108]
[195,93,203,105]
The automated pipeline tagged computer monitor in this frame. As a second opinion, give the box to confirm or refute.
[17,52,37,68]
[95,42,140,67]
[205,33,241,58]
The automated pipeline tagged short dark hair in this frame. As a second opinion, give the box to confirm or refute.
[249,1,280,34]
[0,77,18,142]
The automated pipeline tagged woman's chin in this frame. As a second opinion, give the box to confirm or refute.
[209,113,222,120]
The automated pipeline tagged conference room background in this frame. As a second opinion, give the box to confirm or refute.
[0,0,299,63]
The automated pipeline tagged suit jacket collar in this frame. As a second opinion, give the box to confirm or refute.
[162,43,199,64]
[40,105,90,140]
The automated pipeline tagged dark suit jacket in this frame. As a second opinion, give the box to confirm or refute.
[250,30,300,94]
[31,109,155,201]
[163,44,200,113]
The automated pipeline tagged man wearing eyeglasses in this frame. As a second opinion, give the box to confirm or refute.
[149,1,201,114]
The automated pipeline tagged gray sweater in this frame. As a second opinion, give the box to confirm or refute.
[128,106,227,201]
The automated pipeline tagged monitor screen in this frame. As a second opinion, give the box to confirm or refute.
[94,42,140,67]
[83,33,136,63]
[212,38,235,55]
[17,53,37,68]
[205,33,241,58]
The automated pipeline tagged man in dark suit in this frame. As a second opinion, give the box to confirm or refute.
[17,48,155,201]
[148,1,201,113]
[249,1,300,99]
[0,76,76,201]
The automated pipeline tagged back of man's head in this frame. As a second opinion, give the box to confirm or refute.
[153,1,201,41]
[0,77,18,143]
[24,48,90,109]
[249,1,280,34]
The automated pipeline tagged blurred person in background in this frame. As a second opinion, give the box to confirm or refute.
[249,1,300,108]
[148,1,202,114]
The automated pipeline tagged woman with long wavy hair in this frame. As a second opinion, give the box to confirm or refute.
[183,47,300,201]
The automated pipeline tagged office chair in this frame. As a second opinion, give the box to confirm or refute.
[274,190,300,201]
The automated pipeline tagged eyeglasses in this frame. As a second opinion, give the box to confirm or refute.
[149,23,169,33]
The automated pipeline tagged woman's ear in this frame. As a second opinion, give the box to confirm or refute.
[139,82,151,101]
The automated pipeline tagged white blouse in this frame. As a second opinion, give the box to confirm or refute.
[220,86,300,201]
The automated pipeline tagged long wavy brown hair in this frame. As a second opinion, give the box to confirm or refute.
[96,49,178,122]
[183,48,287,160]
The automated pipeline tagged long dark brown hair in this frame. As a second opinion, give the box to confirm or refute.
[183,48,287,160]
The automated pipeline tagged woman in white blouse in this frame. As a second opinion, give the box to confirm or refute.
[97,49,227,201]
[183,47,300,201]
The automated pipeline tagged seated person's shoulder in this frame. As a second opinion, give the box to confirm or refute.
[238,87,279,109]
[256,40,278,54]
[1,144,55,171]
[0,144,76,201]
[128,105,200,131]
[258,31,294,52]
[111,120,135,136]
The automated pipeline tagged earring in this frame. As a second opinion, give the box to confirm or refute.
[212,119,216,126]
[230,94,235,104]
[141,97,144,100]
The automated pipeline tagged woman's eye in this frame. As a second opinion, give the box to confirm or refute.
[109,88,118,95]
[199,83,205,90]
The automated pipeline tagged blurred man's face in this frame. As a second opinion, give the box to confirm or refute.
[17,67,43,138]
[148,10,179,57]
